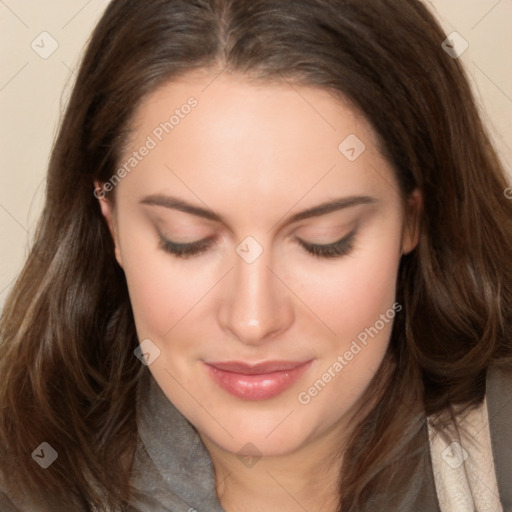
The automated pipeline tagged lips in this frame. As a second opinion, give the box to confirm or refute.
[204,359,312,400]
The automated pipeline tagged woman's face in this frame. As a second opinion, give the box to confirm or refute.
[97,71,420,459]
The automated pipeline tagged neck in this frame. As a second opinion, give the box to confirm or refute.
[199,424,346,512]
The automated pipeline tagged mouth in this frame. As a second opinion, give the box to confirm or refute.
[204,359,313,400]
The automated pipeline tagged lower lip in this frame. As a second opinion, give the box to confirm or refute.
[204,361,312,400]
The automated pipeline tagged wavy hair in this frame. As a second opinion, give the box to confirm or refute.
[1,0,511,510]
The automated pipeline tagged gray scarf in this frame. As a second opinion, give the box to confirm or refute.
[127,369,443,512]
[128,369,226,512]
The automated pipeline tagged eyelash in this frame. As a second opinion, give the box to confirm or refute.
[159,232,356,260]
[296,233,356,259]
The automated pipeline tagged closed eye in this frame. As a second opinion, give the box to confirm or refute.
[158,236,215,258]
[158,230,357,259]
[295,230,356,259]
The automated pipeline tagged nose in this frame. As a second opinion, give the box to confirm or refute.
[217,244,295,346]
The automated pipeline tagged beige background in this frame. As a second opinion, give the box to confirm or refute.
[1,0,511,310]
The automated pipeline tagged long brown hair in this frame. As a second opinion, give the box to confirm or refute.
[1,0,511,510]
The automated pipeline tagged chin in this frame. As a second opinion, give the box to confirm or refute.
[197,405,321,457]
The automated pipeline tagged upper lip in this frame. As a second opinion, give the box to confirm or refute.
[205,360,312,374]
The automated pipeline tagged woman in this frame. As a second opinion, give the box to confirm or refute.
[0,0,511,511]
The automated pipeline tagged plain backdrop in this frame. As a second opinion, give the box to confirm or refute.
[1,0,511,311]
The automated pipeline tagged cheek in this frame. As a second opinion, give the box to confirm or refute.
[287,226,402,344]
[290,226,402,423]
[116,220,213,342]
[125,262,216,344]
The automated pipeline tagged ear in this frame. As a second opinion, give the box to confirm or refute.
[94,181,123,267]
[401,188,422,255]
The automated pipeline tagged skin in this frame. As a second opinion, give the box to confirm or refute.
[96,70,421,512]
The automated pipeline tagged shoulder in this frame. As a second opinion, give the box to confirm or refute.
[486,363,512,508]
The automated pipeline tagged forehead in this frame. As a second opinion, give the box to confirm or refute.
[116,71,399,212]
[128,70,375,151]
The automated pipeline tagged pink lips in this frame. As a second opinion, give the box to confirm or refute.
[204,360,312,400]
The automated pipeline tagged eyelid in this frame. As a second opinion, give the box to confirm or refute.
[296,227,357,246]
[295,229,357,258]
[157,233,215,257]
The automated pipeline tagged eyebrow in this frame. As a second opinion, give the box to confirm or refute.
[139,194,377,226]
